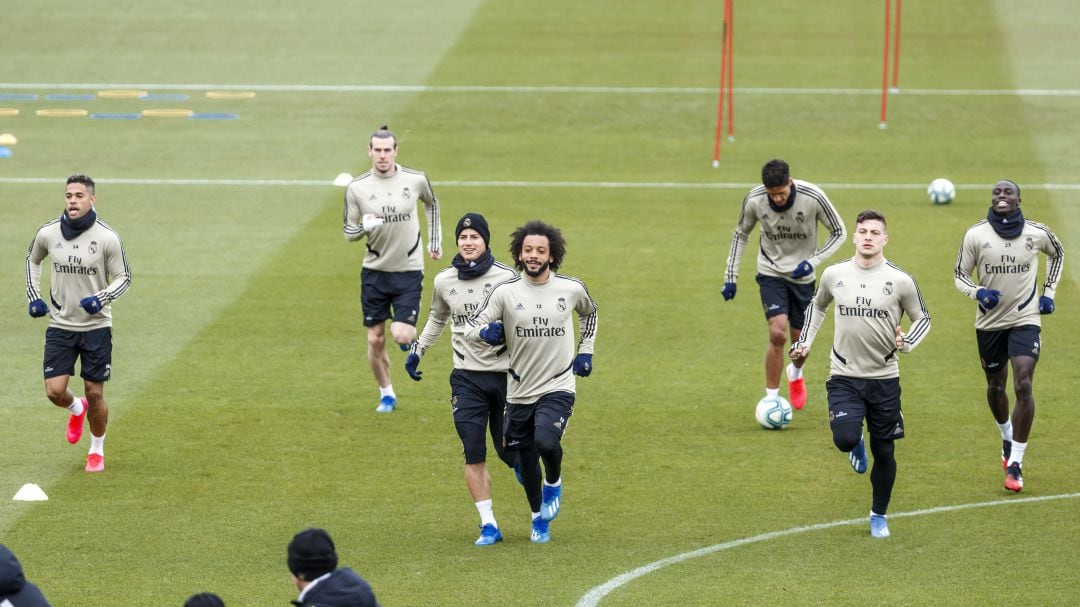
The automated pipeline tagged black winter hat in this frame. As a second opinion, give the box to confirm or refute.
[287,528,338,580]
[455,213,491,246]
[184,592,225,607]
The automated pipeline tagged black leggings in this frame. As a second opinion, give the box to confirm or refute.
[833,422,897,515]
[517,426,564,512]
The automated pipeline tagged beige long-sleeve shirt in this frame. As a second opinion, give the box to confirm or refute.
[466,272,598,404]
[342,165,442,272]
[724,179,847,284]
[413,260,517,371]
[953,219,1064,330]
[26,216,131,331]
[795,257,930,380]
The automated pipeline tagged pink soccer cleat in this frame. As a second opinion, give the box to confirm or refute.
[85,453,105,473]
[66,397,88,444]
[788,377,807,410]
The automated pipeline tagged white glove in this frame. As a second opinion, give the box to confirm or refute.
[362,214,384,232]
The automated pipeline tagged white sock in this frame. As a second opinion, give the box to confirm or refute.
[543,477,562,488]
[786,364,803,381]
[998,420,1013,442]
[89,434,105,456]
[379,385,395,399]
[475,499,496,527]
[68,397,85,416]
[1009,441,1027,466]
[765,388,779,398]
[870,510,886,518]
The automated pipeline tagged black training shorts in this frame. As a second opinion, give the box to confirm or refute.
[976,325,1041,373]
[756,274,814,328]
[503,391,575,452]
[44,326,113,382]
[825,375,904,441]
[360,268,423,327]
[450,368,508,465]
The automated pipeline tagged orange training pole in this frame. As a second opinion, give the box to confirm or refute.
[879,0,890,128]
[891,0,902,90]
[712,0,732,166]
[725,0,735,140]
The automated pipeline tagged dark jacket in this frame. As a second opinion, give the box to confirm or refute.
[0,544,52,607]
[291,567,378,607]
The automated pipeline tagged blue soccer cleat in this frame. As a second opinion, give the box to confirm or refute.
[849,435,868,474]
[375,395,397,413]
[870,514,890,538]
[530,517,550,543]
[474,524,502,547]
[540,483,561,521]
[1001,439,1011,471]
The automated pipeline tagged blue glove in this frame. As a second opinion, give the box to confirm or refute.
[721,282,737,301]
[479,322,505,345]
[791,260,814,279]
[404,353,422,381]
[573,353,593,377]
[80,295,103,315]
[976,288,1001,309]
[1039,296,1055,315]
[28,299,48,318]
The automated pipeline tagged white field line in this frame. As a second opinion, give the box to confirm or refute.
[3,82,1080,96]
[575,492,1080,607]
[3,177,1080,192]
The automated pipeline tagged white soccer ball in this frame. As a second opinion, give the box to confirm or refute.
[927,178,956,205]
[755,396,793,430]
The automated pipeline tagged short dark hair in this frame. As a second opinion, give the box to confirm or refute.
[510,220,566,272]
[67,173,95,194]
[369,124,397,148]
[855,209,887,229]
[1001,179,1021,197]
[761,159,790,188]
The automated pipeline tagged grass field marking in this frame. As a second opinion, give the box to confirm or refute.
[575,492,1080,607]
[3,177,1080,192]
[2,82,1080,97]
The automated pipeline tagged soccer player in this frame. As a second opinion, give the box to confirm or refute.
[465,220,598,543]
[790,210,931,538]
[953,180,1064,493]
[404,213,519,546]
[722,159,846,410]
[25,174,131,472]
[343,125,442,413]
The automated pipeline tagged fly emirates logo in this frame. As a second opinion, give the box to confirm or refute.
[516,316,567,338]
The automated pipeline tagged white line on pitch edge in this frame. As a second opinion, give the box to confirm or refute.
[575,492,1080,607]
[3,82,1080,96]
[3,177,1080,191]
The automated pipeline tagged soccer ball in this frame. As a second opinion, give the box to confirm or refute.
[755,396,793,430]
[927,178,956,205]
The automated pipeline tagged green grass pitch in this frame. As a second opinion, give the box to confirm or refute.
[1,1,1078,605]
